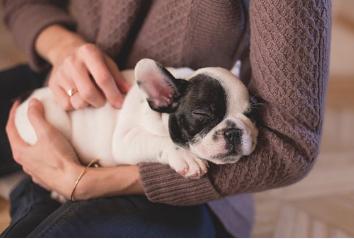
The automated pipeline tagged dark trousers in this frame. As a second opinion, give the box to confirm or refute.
[1,178,216,237]
[0,65,219,237]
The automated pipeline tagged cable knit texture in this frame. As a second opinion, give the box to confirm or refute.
[209,0,331,196]
[3,0,331,237]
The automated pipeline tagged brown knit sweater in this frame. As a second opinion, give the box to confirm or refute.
[3,0,331,207]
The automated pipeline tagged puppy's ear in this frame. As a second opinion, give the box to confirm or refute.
[135,59,188,113]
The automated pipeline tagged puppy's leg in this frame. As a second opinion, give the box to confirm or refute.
[160,144,209,179]
[114,127,208,178]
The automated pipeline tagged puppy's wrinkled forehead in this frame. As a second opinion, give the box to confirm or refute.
[182,73,226,106]
[187,67,250,115]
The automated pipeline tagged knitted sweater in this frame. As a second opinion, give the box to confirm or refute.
[3,0,331,237]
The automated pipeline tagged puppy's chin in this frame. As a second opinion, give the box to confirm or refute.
[189,142,241,164]
[207,155,243,165]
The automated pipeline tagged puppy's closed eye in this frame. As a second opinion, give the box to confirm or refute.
[192,109,213,121]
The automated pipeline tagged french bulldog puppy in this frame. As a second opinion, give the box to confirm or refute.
[14,59,258,179]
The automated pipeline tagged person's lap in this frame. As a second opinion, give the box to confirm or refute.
[35,197,215,237]
[1,177,215,237]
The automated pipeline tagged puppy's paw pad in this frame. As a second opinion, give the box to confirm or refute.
[177,167,189,176]
[183,158,208,179]
[172,160,189,176]
[187,172,201,179]
[167,147,209,179]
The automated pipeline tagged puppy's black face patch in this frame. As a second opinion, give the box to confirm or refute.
[168,74,227,146]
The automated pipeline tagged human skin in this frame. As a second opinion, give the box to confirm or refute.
[6,24,145,200]
[35,24,131,110]
[6,100,145,200]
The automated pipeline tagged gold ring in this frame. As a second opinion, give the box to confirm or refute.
[67,88,78,97]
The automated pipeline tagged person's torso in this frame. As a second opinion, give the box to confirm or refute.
[70,0,249,70]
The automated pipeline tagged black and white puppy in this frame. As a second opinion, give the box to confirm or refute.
[15,59,258,178]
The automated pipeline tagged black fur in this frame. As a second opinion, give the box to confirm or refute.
[243,95,262,124]
[168,74,227,147]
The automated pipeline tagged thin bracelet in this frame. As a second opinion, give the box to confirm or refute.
[70,159,100,202]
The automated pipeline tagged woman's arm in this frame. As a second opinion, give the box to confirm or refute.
[138,0,332,205]
[6,99,144,200]
[74,165,144,200]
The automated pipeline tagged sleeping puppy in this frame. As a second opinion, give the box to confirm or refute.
[14,59,258,180]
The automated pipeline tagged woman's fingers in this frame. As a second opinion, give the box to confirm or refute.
[49,71,74,110]
[105,55,131,94]
[48,43,130,110]
[52,85,74,111]
[27,99,56,141]
[5,99,81,196]
[67,59,105,108]
[70,92,89,110]
[84,46,124,108]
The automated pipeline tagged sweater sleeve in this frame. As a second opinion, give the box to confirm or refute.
[139,0,331,206]
[3,0,75,72]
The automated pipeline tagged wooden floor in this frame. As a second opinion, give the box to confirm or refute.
[0,199,10,233]
[1,2,354,237]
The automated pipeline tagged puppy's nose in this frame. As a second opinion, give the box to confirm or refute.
[224,128,242,145]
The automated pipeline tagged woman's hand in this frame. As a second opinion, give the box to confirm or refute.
[6,99,144,200]
[6,99,83,198]
[36,25,131,110]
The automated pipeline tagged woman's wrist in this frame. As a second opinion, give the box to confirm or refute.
[72,165,144,201]
[60,161,85,199]
[35,24,87,66]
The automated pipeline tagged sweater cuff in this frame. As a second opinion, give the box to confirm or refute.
[7,5,75,72]
[139,163,221,206]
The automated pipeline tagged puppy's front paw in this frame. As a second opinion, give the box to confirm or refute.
[166,147,209,179]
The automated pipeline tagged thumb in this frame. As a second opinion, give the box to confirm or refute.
[27,99,53,139]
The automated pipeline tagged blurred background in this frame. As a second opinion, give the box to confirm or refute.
[0,1,354,237]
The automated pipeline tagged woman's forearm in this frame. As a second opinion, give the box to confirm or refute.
[72,165,145,201]
[6,100,142,201]
[139,0,332,206]
[35,24,86,65]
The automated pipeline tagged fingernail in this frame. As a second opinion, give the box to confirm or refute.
[114,102,122,109]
